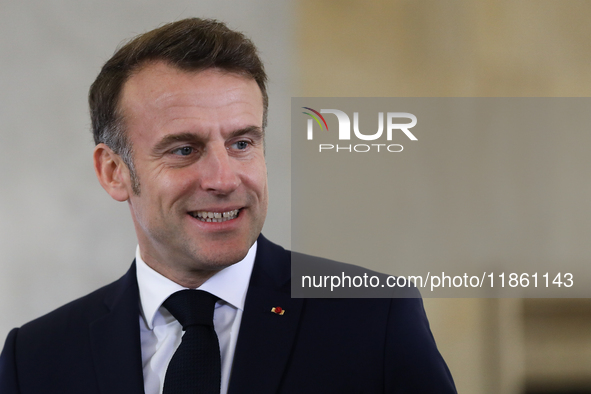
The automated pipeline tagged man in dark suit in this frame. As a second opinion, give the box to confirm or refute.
[0,18,456,393]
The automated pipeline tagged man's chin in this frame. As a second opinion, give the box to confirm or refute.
[193,244,253,270]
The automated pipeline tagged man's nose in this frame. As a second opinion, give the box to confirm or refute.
[198,144,240,194]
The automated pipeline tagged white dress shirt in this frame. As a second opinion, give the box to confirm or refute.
[135,242,256,394]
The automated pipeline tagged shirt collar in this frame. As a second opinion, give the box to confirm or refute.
[136,242,257,330]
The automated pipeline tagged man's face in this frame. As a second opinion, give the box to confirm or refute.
[119,63,268,284]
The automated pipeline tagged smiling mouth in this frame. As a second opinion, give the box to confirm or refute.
[189,209,240,222]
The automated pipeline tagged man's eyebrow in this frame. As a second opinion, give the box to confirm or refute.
[152,132,203,153]
[227,125,265,140]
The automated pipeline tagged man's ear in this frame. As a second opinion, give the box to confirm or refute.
[93,143,132,202]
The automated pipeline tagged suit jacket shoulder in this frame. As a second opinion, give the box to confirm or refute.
[0,264,144,394]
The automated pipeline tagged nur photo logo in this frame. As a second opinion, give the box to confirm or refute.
[302,107,418,153]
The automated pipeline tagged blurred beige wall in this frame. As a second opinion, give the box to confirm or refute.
[295,1,591,393]
[297,0,591,97]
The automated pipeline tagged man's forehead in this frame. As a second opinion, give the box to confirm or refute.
[120,62,262,113]
[118,62,264,145]
[118,63,263,134]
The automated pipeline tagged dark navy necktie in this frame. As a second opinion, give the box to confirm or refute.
[162,289,221,394]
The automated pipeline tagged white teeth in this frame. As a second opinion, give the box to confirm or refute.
[191,209,240,222]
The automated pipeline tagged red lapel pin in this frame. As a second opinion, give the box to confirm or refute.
[271,306,285,315]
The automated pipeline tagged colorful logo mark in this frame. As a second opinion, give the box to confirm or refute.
[302,107,329,131]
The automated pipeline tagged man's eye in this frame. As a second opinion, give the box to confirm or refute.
[232,141,249,150]
[172,146,194,156]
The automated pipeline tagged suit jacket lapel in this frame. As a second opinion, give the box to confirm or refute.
[228,235,304,394]
[89,262,145,394]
